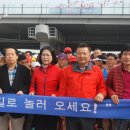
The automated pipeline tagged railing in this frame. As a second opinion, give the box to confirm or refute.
[0,4,130,15]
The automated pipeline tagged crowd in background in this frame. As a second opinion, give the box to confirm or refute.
[0,43,130,130]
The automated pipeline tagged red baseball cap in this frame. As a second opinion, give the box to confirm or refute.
[64,47,72,53]
[68,55,76,63]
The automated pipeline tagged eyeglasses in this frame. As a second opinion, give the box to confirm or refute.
[42,54,52,57]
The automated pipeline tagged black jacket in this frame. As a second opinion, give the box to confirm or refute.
[0,63,31,118]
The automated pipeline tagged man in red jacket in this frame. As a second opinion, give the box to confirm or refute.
[59,43,106,130]
[106,44,130,130]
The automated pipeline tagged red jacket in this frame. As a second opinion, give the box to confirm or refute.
[58,62,106,98]
[106,64,124,98]
[29,65,62,96]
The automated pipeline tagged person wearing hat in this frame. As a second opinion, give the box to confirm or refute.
[93,54,108,82]
[57,53,68,69]
[67,55,77,65]
[64,47,73,59]
[56,53,68,130]
[93,55,107,70]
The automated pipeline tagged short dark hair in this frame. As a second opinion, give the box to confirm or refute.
[120,44,130,56]
[38,46,57,65]
[76,43,91,53]
[93,48,102,52]
[3,46,19,56]
[25,51,32,56]
[107,53,117,60]
[18,54,26,61]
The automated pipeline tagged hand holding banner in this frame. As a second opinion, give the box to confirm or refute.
[0,94,129,119]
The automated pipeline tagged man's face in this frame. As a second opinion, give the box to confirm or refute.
[4,48,18,65]
[65,53,72,58]
[121,51,130,65]
[94,60,102,67]
[76,47,90,66]
[93,50,102,58]
[106,56,117,68]
[25,52,31,59]
[58,59,67,68]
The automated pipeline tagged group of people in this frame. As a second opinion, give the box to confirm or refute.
[0,43,130,130]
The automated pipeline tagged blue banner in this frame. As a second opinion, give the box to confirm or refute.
[0,94,130,119]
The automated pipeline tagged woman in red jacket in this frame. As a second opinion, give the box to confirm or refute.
[29,46,62,130]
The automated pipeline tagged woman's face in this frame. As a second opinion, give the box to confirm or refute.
[41,49,52,65]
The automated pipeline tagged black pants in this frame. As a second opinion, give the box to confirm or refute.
[23,114,34,130]
[35,115,59,130]
[114,119,130,130]
[66,117,95,130]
